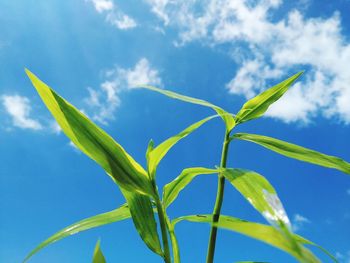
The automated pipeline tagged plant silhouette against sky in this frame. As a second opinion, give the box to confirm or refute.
[23,69,349,263]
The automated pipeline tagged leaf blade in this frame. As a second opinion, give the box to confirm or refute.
[122,190,163,256]
[222,168,291,229]
[173,215,320,263]
[235,72,303,124]
[148,115,217,177]
[163,167,219,207]
[233,133,350,175]
[25,69,153,195]
[140,85,235,131]
[92,240,106,263]
[23,204,130,262]
[25,69,162,256]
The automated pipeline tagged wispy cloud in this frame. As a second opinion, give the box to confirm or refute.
[292,213,310,232]
[145,0,350,124]
[85,58,162,125]
[87,0,137,29]
[336,250,350,263]
[1,95,42,130]
[50,120,61,135]
[144,0,170,25]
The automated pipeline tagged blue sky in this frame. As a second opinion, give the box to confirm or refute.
[1,0,350,262]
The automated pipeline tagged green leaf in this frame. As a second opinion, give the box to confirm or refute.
[140,85,235,131]
[163,167,219,208]
[173,215,321,263]
[148,116,217,177]
[222,168,340,262]
[168,224,181,263]
[26,69,153,196]
[92,240,106,263]
[146,139,154,165]
[23,204,130,262]
[122,190,163,256]
[222,168,291,229]
[25,69,162,256]
[233,133,350,175]
[235,72,303,124]
[295,236,338,263]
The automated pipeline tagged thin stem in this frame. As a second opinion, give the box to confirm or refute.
[155,192,172,263]
[166,217,181,263]
[206,130,231,263]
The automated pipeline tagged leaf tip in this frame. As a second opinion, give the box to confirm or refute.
[24,68,38,84]
[295,70,305,79]
[24,68,32,77]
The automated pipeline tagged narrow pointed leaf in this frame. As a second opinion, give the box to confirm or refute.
[233,133,350,175]
[140,85,235,131]
[168,224,181,263]
[173,215,321,263]
[235,72,303,124]
[148,115,217,177]
[146,139,154,165]
[222,168,291,229]
[24,204,130,262]
[25,70,162,256]
[122,190,163,256]
[163,167,219,207]
[222,168,314,259]
[92,240,106,263]
[26,69,153,195]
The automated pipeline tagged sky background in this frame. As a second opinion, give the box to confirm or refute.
[1,0,350,262]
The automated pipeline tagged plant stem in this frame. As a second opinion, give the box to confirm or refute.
[206,130,231,263]
[166,217,181,263]
[155,193,172,263]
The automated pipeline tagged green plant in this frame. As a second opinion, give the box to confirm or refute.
[23,69,349,263]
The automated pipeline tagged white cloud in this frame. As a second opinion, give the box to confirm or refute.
[144,0,350,124]
[87,0,137,29]
[90,0,114,13]
[118,58,162,88]
[336,251,350,263]
[50,120,62,134]
[145,0,170,25]
[106,12,137,29]
[85,58,162,124]
[1,95,42,130]
[292,213,310,232]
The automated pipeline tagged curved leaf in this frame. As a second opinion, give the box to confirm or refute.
[148,115,217,177]
[140,85,235,131]
[235,72,303,125]
[295,235,338,262]
[122,190,163,256]
[24,204,130,262]
[145,139,154,165]
[173,215,321,263]
[26,69,153,195]
[222,168,291,229]
[163,167,219,208]
[92,240,106,263]
[25,70,162,256]
[233,133,350,175]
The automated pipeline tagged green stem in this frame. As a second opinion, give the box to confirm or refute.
[167,217,181,263]
[206,130,231,263]
[155,192,172,263]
